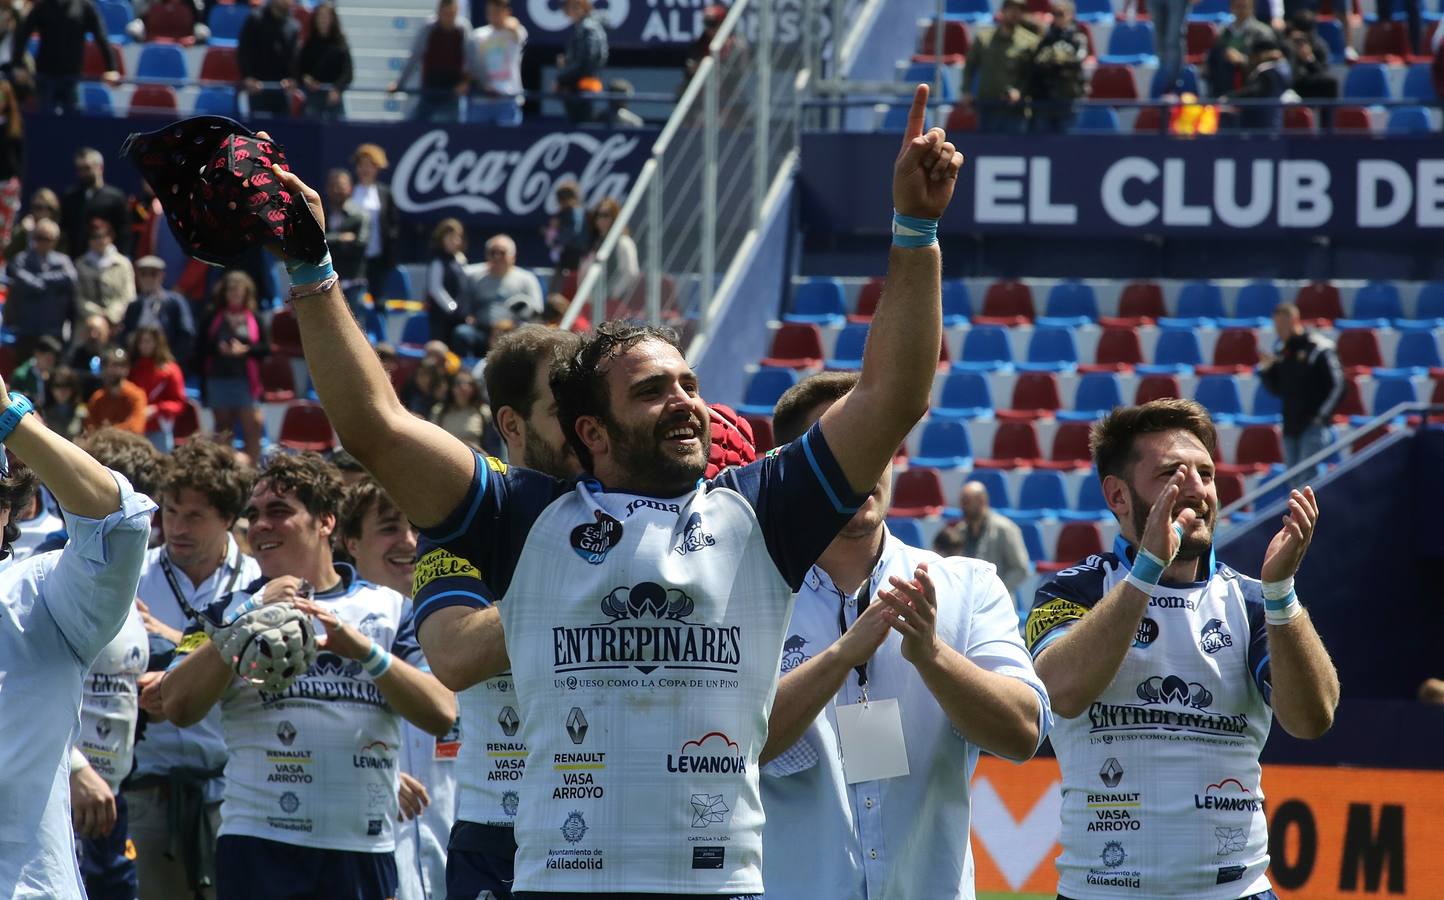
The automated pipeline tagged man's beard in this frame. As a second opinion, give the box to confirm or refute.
[609,411,709,495]
[1128,483,1212,560]
[524,433,576,481]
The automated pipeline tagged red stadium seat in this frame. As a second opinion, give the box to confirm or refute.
[269,306,304,358]
[977,279,1035,324]
[1077,21,1097,59]
[1133,105,1164,133]
[1036,522,1104,572]
[848,278,886,323]
[1207,328,1261,370]
[1235,425,1283,469]
[1333,376,1366,420]
[172,398,202,444]
[1334,106,1372,133]
[977,421,1044,467]
[83,40,125,78]
[1352,423,1393,452]
[1336,329,1384,372]
[761,323,825,369]
[742,414,775,453]
[259,356,296,403]
[129,84,179,115]
[1112,281,1166,324]
[1089,326,1145,370]
[1003,372,1062,419]
[1185,21,1217,63]
[1283,105,1317,133]
[1360,21,1410,61]
[278,401,336,452]
[388,358,418,397]
[890,468,946,517]
[1135,374,1181,404]
[1042,421,1094,469]
[1091,64,1139,100]
[914,19,968,64]
[946,104,979,132]
[1295,282,1342,322]
[146,1,197,41]
[1216,469,1245,509]
[199,46,240,83]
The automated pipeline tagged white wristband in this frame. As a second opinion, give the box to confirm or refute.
[1263,578,1302,625]
[70,746,90,774]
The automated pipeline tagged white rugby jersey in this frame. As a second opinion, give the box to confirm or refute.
[411,423,862,894]
[78,603,150,792]
[177,564,418,853]
[453,672,523,827]
[393,601,457,900]
[1026,537,1274,899]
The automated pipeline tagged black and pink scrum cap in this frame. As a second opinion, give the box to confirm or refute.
[120,116,327,268]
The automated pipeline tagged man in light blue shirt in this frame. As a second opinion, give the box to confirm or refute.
[760,372,1053,900]
[0,381,157,900]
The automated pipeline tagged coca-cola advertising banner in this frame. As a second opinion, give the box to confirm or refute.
[500,0,831,50]
[26,116,656,229]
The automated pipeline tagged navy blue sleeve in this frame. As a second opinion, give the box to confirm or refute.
[708,421,867,591]
[391,606,426,669]
[411,450,570,631]
[1244,592,1273,707]
[1025,556,1112,658]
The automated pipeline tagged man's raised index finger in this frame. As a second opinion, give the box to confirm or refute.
[903,83,930,146]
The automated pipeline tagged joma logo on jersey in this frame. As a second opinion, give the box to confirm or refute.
[552,582,742,675]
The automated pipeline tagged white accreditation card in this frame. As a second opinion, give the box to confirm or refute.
[834,698,910,784]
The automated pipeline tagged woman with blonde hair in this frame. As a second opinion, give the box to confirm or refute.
[202,271,269,461]
[350,142,400,297]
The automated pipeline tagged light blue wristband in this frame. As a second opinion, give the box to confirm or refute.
[286,252,335,286]
[362,641,393,678]
[892,211,939,249]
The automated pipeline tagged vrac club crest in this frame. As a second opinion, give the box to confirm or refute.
[571,511,623,565]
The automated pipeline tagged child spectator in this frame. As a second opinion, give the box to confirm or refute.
[41,365,86,438]
[85,347,149,434]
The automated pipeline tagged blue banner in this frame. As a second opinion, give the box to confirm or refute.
[799,132,1444,238]
[505,0,827,50]
[25,115,656,228]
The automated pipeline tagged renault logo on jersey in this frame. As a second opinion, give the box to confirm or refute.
[277,720,297,746]
[1099,757,1124,788]
[570,511,624,565]
[553,582,742,675]
[566,707,588,744]
[498,706,520,737]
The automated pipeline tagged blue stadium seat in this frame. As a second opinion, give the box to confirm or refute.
[81,82,114,115]
[738,367,799,417]
[1074,0,1115,21]
[1403,64,1439,103]
[135,43,188,84]
[1229,281,1282,324]
[1254,466,1292,511]
[830,322,869,370]
[399,313,430,346]
[1139,327,1205,372]
[941,279,971,326]
[1237,381,1283,425]
[380,266,414,301]
[1194,374,1245,421]
[1188,0,1231,19]
[887,518,928,549]
[1021,325,1079,372]
[954,325,1014,371]
[1386,106,1433,134]
[944,0,995,24]
[1342,63,1391,100]
[1060,371,1125,421]
[902,63,957,100]
[1019,520,1047,563]
[208,3,252,46]
[1413,281,1444,324]
[955,468,1011,512]
[1068,474,1111,521]
[784,279,846,325]
[1017,470,1070,518]
[1042,280,1099,323]
[1101,21,1158,65]
[1372,373,1418,415]
[911,420,974,469]
[932,371,994,419]
[1352,281,1404,322]
[1316,18,1346,61]
[194,85,238,116]
[882,103,930,132]
[1167,281,1226,324]
[97,0,133,42]
[1073,105,1120,133]
[1149,65,1198,98]
[1392,331,1442,371]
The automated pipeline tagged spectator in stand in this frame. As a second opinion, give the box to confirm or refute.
[580,196,639,304]
[933,481,1032,598]
[76,218,136,326]
[473,0,526,126]
[1222,37,1292,130]
[324,167,371,322]
[1377,0,1421,56]
[202,271,268,462]
[68,313,115,397]
[127,0,209,44]
[554,0,608,123]
[127,325,187,450]
[1284,11,1337,113]
[1028,0,1088,132]
[61,148,130,259]
[606,77,644,126]
[238,0,300,119]
[11,0,120,114]
[1207,0,1275,97]
[545,180,588,288]
[6,218,79,360]
[7,188,61,263]
[296,1,352,120]
[121,255,196,366]
[42,365,87,438]
[961,0,1037,134]
[472,233,544,337]
[391,0,481,123]
[85,347,149,434]
[11,335,65,406]
[400,357,448,417]
[1151,0,1190,95]
[430,369,495,452]
[0,5,22,81]
[1259,302,1344,486]
[424,217,472,355]
[350,143,401,301]
[0,80,22,262]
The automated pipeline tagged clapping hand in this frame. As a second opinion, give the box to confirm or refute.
[1260,487,1318,584]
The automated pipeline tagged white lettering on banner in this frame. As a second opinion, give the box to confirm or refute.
[391,131,640,216]
[1101,157,1159,227]
[1418,160,1444,226]
[1029,158,1077,225]
[528,0,629,31]
[1215,159,1273,228]
[1358,160,1412,228]
[1163,158,1210,226]
[969,775,1062,891]
[975,157,1027,224]
[1278,159,1332,227]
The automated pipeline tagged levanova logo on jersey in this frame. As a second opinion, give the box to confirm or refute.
[353,740,396,770]
[1194,778,1264,812]
[1086,674,1250,737]
[570,511,624,564]
[667,732,747,774]
[553,582,742,675]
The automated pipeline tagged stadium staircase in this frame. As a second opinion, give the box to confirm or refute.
[338,0,438,122]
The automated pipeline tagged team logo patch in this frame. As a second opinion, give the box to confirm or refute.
[277,721,297,746]
[690,793,730,827]
[566,707,588,744]
[1101,841,1126,868]
[498,706,520,737]
[780,634,811,672]
[674,512,717,555]
[279,791,300,813]
[1199,618,1234,654]
[502,790,519,817]
[1099,757,1123,788]
[1216,826,1247,855]
[1133,617,1158,648]
[570,511,624,565]
[412,548,481,595]
[600,582,694,621]
[97,720,111,739]
[1025,598,1090,647]
[561,810,588,843]
[1136,674,1214,709]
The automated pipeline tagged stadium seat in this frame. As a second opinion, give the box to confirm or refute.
[890,468,946,517]
[1090,65,1139,100]
[1136,373,1182,404]
[1386,106,1433,134]
[81,82,114,115]
[1393,331,1442,371]
[1114,281,1166,322]
[1070,474,1110,520]
[1333,376,1366,420]
[1042,280,1099,322]
[135,43,188,84]
[887,518,929,549]
[194,86,239,116]
[1317,17,1346,61]
[941,279,971,325]
[83,40,124,78]
[1073,105,1121,133]
[944,0,994,24]
[1021,326,1079,371]
[1102,21,1157,64]
[901,63,957,100]
[848,277,886,322]
[1372,372,1418,414]
[1075,0,1116,23]
[278,401,336,452]
[1185,21,1218,63]
[1090,326,1145,370]
[956,469,1011,512]
[171,398,202,444]
[738,367,798,417]
[1238,380,1282,425]
[1336,328,1385,371]
[1296,282,1343,321]
[829,323,870,370]
[144,0,196,41]
[1414,282,1444,324]
[1207,328,1261,370]
[200,47,240,84]
[1141,327,1205,371]
[979,280,1035,324]
[1402,63,1439,102]
[955,324,1014,371]
[97,0,131,41]
[1216,469,1246,509]
[269,307,304,357]
[945,103,979,133]
[208,2,251,45]
[1283,105,1317,132]
[1006,372,1063,418]
[1133,105,1165,133]
[1047,421,1095,468]
[932,371,994,419]
[398,313,430,348]
[1020,520,1048,563]
[1231,281,1281,323]
[979,421,1043,467]
[1170,280,1226,324]
[742,414,775,453]
[915,20,969,64]
[1352,281,1404,322]
[1194,374,1245,420]
[785,279,846,325]
[1333,106,1373,133]
[1017,470,1070,517]
[1061,371,1124,420]
[911,420,974,469]
[1342,63,1391,100]
[761,323,825,369]
[1235,425,1284,468]
[1038,522,1104,572]
[128,84,179,115]
[1360,20,1410,60]
[378,267,413,301]
[1149,64,1199,98]
[260,356,296,403]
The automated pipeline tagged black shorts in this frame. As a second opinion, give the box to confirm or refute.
[446,821,518,900]
[216,834,397,900]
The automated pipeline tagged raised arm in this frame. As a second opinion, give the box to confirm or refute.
[817,84,963,494]
[7,383,122,518]
[271,163,474,528]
